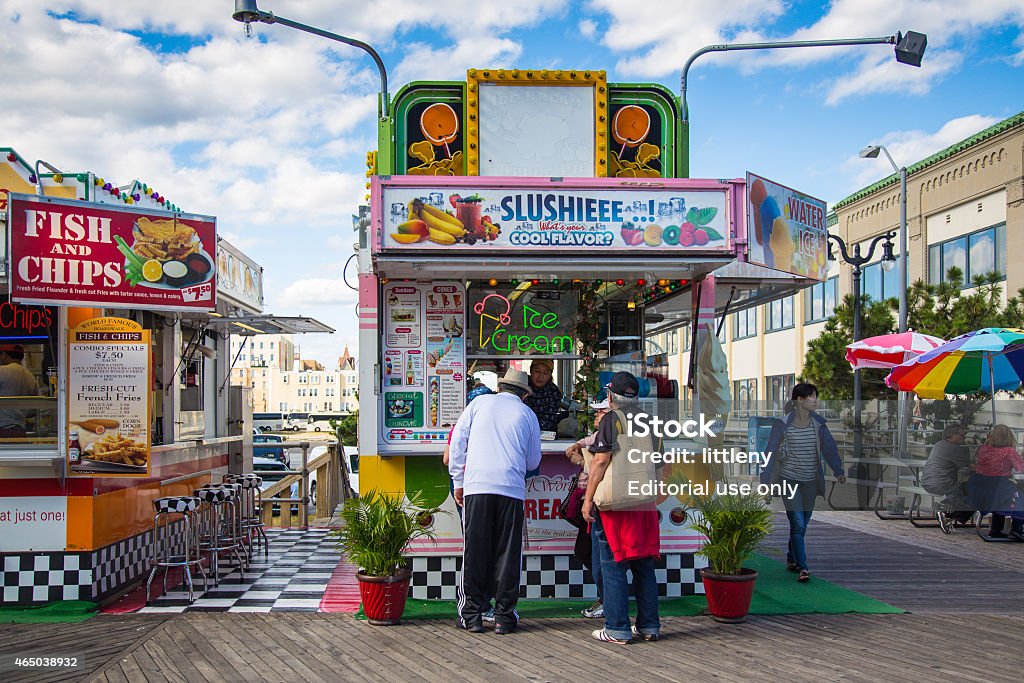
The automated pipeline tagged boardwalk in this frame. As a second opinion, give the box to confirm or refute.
[2,515,1022,683]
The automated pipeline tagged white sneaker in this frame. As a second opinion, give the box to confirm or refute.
[482,608,495,624]
[581,602,604,619]
[631,625,659,642]
[591,628,630,644]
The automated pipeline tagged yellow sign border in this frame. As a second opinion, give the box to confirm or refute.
[464,68,608,177]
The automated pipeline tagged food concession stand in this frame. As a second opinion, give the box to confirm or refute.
[0,147,268,605]
[353,69,831,599]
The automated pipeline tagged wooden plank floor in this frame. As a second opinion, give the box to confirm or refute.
[764,515,1024,613]
[0,616,167,683]
[71,611,1024,683]
[4,516,1023,682]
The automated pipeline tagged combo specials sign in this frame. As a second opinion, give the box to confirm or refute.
[67,317,151,477]
[7,193,217,311]
[379,181,730,251]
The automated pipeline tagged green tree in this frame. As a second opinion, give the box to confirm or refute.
[331,411,358,446]
[905,268,1024,430]
[801,293,896,400]
[801,266,1024,429]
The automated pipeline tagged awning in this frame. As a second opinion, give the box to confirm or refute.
[374,252,736,281]
[646,261,817,335]
[198,314,335,336]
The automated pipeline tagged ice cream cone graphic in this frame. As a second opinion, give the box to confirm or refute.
[769,216,796,273]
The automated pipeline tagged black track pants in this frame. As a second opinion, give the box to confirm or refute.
[459,493,524,628]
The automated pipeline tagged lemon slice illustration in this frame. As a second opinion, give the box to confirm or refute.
[142,259,164,282]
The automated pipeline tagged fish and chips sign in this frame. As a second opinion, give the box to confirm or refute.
[6,193,217,311]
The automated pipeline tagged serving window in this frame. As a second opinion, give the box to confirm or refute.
[0,302,59,448]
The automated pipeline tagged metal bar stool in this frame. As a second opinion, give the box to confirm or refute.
[225,474,269,558]
[194,484,247,584]
[146,496,207,604]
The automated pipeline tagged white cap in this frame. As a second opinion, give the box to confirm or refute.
[589,398,610,410]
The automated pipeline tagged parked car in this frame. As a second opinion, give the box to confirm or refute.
[253,456,293,516]
[254,433,287,464]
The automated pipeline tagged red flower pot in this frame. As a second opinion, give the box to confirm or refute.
[701,568,758,623]
[358,568,411,625]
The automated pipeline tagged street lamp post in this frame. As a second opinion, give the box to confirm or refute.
[828,231,896,494]
[678,31,926,176]
[231,0,390,121]
[860,144,910,460]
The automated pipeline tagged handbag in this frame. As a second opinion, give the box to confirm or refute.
[591,410,658,510]
[559,473,586,529]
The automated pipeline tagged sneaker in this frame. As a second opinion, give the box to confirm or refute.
[631,625,659,642]
[591,628,630,644]
[581,601,604,619]
[482,607,495,624]
[937,510,953,535]
[785,561,798,572]
[797,569,811,582]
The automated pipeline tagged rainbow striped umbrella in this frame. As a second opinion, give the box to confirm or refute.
[885,328,1024,421]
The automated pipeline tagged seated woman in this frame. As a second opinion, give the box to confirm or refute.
[965,424,1024,538]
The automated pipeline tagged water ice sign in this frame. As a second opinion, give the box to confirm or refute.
[746,173,828,281]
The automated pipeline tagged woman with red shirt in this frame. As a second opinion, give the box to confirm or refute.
[967,425,1024,538]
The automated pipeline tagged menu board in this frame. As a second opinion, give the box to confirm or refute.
[67,317,151,477]
[380,281,466,448]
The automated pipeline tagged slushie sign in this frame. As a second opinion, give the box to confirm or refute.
[379,182,729,251]
[7,193,217,311]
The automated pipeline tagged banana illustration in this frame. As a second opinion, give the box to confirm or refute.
[410,199,465,237]
[427,227,456,244]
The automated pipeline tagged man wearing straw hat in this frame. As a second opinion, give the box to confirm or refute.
[449,368,542,634]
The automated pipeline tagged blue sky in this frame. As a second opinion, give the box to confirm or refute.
[3,1,1023,364]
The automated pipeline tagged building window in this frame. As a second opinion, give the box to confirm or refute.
[766,297,794,332]
[733,379,757,417]
[804,277,838,323]
[929,223,1006,286]
[732,307,757,340]
[766,374,795,413]
[863,260,898,303]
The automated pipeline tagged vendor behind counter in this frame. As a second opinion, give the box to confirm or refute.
[523,359,563,433]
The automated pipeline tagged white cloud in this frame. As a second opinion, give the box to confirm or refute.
[578,18,598,40]
[589,0,1024,102]
[842,114,1002,191]
[393,38,522,85]
[825,49,961,104]
[272,276,360,309]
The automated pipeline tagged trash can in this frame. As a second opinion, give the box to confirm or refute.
[747,417,776,476]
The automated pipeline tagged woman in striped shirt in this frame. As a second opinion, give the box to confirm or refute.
[762,383,846,582]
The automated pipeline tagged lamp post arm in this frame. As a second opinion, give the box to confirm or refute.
[862,230,897,264]
[680,35,896,123]
[827,233,855,266]
[878,146,899,175]
[252,11,390,121]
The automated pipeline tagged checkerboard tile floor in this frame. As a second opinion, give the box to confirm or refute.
[136,527,341,613]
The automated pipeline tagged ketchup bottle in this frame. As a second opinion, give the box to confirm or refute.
[69,431,81,463]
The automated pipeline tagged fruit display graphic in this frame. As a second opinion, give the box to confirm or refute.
[407,102,464,176]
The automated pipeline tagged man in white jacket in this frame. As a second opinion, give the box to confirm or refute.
[449,368,542,634]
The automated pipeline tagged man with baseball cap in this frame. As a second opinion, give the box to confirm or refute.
[523,358,563,432]
[0,345,42,438]
[583,370,661,644]
[448,368,542,634]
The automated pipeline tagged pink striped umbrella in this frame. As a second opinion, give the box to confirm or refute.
[846,331,947,370]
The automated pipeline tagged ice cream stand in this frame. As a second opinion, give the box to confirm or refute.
[352,68,834,600]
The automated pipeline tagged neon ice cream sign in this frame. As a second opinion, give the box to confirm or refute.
[474,293,574,354]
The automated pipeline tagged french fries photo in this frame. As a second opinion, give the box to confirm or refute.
[85,432,148,467]
[132,217,200,260]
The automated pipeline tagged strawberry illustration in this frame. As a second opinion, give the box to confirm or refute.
[449,194,461,209]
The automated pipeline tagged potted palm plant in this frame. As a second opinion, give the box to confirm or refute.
[332,489,442,625]
[690,492,774,623]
